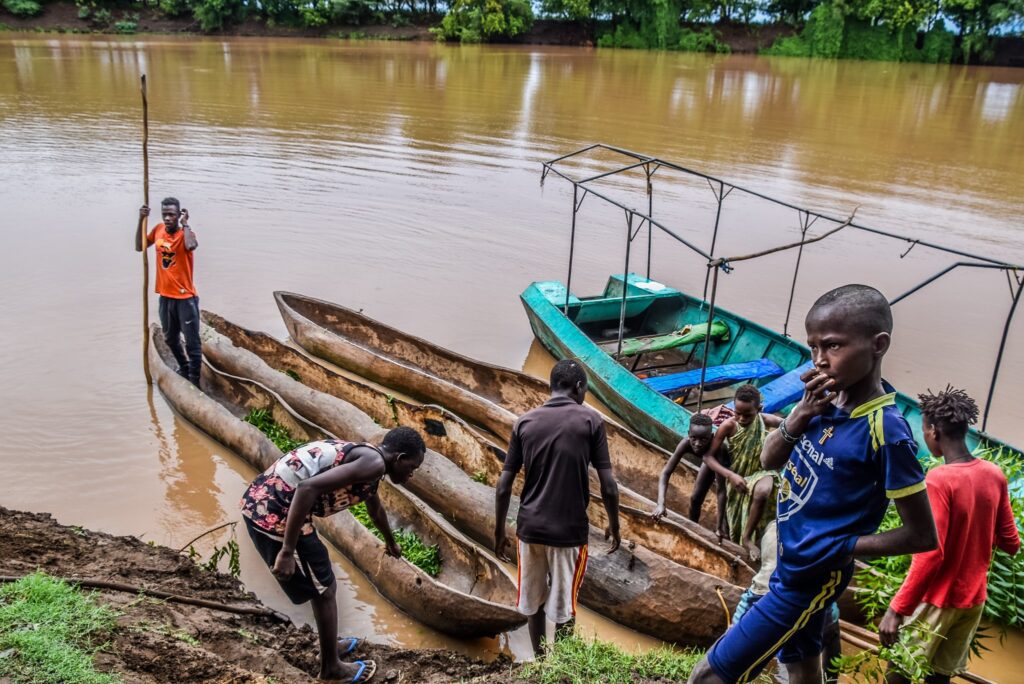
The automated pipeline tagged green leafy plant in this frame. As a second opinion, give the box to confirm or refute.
[471,471,490,484]
[0,572,120,684]
[349,502,442,576]
[188,538,242,578]
[114,12,139,32]
[243,408,305,453]
[676,26,729,52]
[190,0,245,32]
[832,622,938,682]
[2,0,42,17]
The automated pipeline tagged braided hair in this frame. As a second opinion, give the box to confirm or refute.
[919,385,978,439]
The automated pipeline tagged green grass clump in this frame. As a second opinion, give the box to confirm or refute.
[243,408,305,453]
[520,635,706,683]
[0,572,120,684]
[349,502,442,577]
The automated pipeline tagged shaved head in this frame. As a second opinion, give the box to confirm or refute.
[807,284,892,336]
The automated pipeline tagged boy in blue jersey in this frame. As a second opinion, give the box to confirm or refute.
[688,284,939,684]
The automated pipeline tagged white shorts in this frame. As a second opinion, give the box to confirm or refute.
[516,540,588,624]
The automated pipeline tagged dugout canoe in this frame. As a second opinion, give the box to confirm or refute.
[273,291,717,528]
[201,312,754,586]
[149,326,526,639]
[521,274,1024,467]
[198,315,746,645]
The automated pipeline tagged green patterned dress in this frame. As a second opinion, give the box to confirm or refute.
[724,414,777,544]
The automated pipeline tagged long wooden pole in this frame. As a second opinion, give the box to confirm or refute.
[141,75,152,385]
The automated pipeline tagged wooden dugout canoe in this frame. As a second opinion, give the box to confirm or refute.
[149,326,526,639]
[273,291,717,528]
[198,315,746,645]
[202,312,754,587]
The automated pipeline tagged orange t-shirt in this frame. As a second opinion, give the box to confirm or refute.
[147,223,197,298]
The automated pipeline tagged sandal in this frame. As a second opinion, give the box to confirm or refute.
[347,660,376,683]
[338,636,363,657]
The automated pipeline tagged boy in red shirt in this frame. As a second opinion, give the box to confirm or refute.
[880,387,1020,683]
[135,198,201,386]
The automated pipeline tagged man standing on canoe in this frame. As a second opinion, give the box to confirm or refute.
[135,198,201,387]
[494,359,621,657]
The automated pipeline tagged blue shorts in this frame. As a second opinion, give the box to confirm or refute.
[708,565,853,683]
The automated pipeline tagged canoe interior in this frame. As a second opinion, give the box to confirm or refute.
[539,274,811,412]
[156,339,516,604]
[278,292,550,417]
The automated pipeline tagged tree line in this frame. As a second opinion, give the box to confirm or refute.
[2,0,1021,63]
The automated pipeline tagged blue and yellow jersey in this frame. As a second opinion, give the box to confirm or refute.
[776,389,926,581]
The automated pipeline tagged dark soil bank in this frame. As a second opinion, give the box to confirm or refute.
[1,507,517,683]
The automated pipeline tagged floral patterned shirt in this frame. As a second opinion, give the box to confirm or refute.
[240,440,381,538]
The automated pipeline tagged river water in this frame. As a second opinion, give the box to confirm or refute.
[1,34,1022,675]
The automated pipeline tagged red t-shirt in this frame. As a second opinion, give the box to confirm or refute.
[147,223,197,298]
[890,459,1020,614]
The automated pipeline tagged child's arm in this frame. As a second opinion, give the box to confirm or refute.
[762,413,783,429]
[852,490,937,560]
[704,421,746,493]
[273,455,386,580]
[364,492,402,558]
[652,439,689,519]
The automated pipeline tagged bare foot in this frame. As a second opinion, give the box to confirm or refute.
[743,539,761,563]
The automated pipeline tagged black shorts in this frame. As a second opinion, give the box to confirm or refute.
[244,518,335,604]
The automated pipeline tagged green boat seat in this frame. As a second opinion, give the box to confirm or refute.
[618,320,731,358]
[642,358,784,395]
[726,360,815,413]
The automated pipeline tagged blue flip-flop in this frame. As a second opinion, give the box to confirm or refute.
[338,636,363,657]
[346,659,376,683]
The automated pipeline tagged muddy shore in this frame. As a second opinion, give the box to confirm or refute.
[1,506,518,683]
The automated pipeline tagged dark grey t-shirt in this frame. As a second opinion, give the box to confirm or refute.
[502,396,613,547]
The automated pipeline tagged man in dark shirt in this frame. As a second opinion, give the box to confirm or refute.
[494,359,621,657]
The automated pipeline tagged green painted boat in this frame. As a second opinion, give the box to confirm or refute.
[521,274,1023,468]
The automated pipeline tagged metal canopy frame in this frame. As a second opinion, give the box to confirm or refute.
[541,143,1023,431]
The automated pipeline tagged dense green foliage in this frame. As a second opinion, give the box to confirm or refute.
[0,573,120,684]
[243,408,305,453]
[432,0,532,42]
[855,447,1024,629]
[349,502,443,576]
[2,0,43,16]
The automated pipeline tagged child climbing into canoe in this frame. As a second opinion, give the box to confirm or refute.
[650,413,714,521]
[240,427,427,683]
[703,384,782,554]
[688,284,938,684]
[879,387,1019,683]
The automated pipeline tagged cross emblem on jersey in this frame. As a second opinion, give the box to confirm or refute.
[819,427,834,445]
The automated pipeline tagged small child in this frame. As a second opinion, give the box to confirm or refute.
[688,284,938,684]
[240,427,426,683]
[879,387,1020,684]
[703,384,782,550]
[651,413,714,521]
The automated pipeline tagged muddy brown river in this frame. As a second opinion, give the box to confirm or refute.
[1,34,1022,674]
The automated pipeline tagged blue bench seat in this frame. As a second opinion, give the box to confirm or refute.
[642,358,784,395]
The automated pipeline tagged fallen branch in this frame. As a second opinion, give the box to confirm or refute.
[177,521,237,552]
[0,575,289,623]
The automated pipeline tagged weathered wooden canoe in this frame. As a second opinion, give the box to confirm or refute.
[273,291,716,528]
[202,312,754,586]
[521,274,1024,467]
[150,325,526,639]
[199,315,746,645]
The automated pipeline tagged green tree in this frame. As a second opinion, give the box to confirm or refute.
[434,0,533,42]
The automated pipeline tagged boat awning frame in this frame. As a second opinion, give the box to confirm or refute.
[540,143,1024,431]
